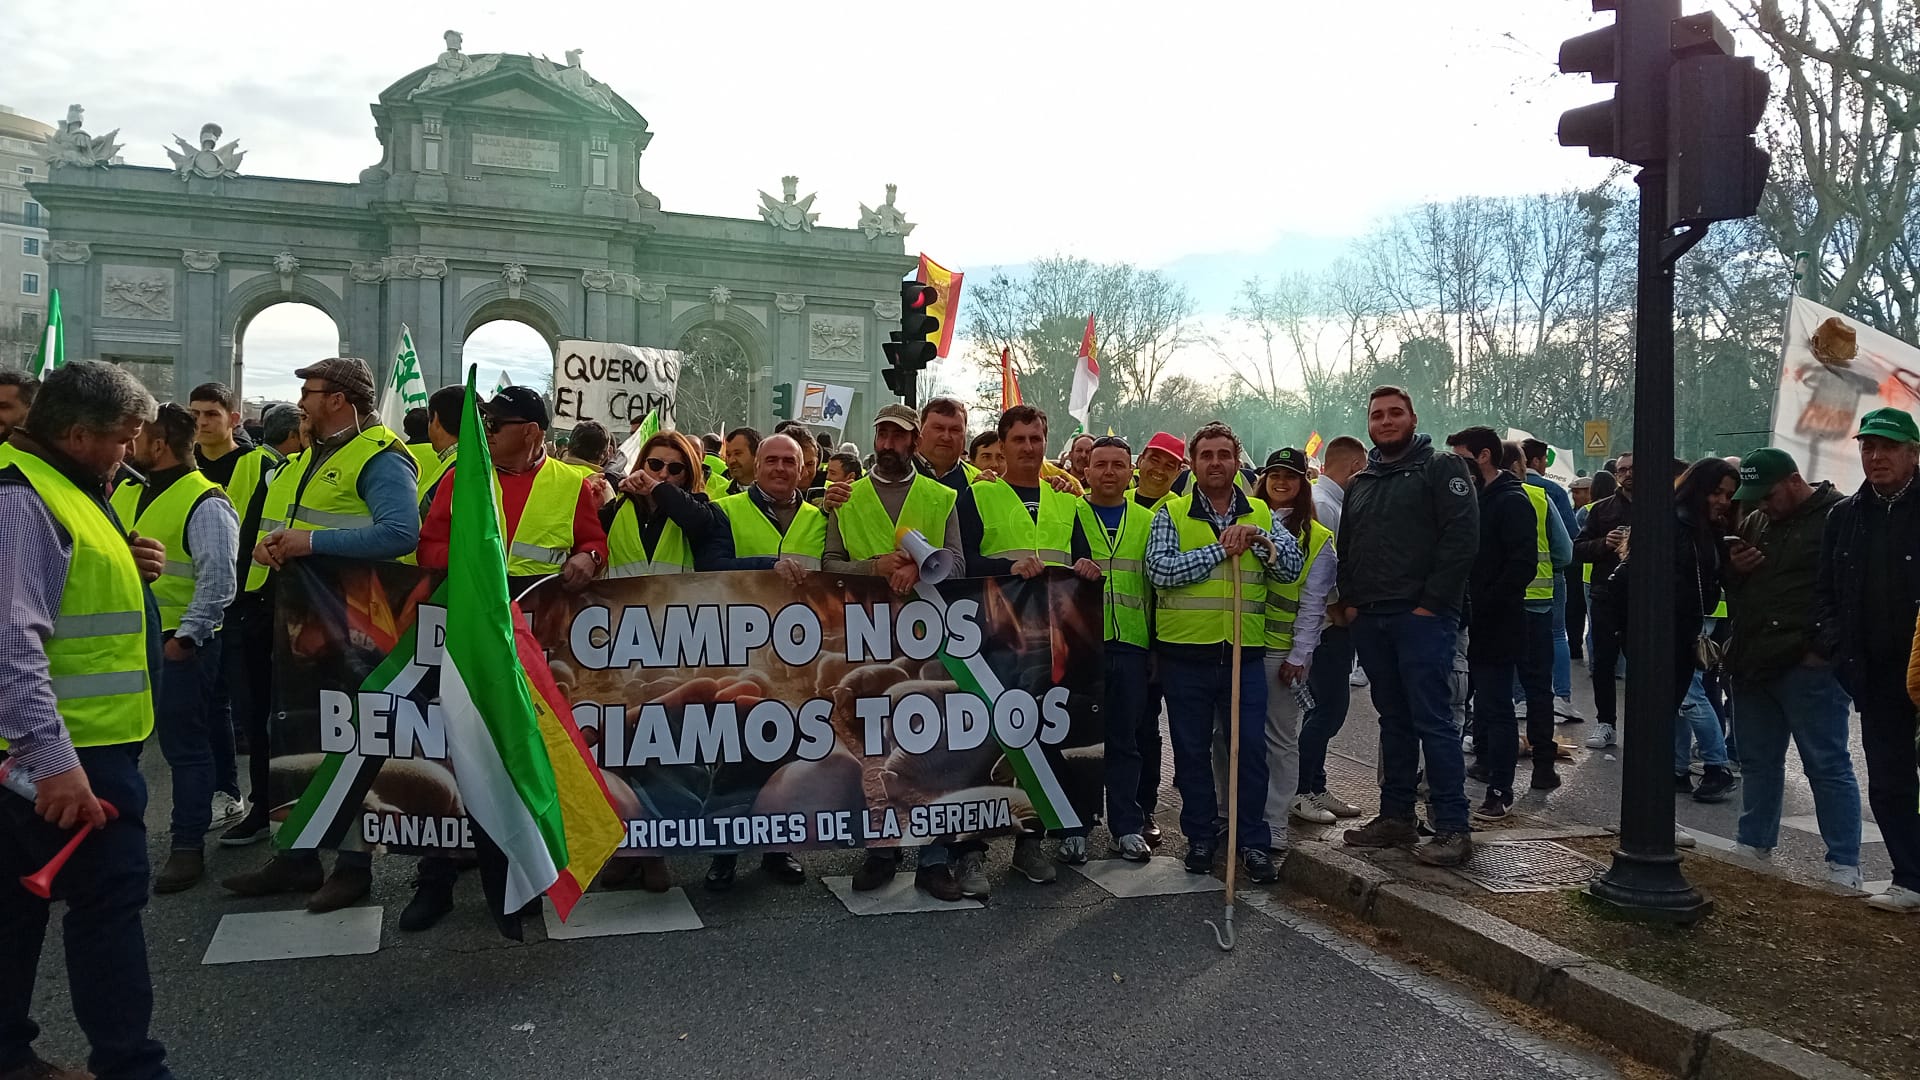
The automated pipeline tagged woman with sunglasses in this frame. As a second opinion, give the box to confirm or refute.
[1247,449,1339,842]
[600,430,728,578]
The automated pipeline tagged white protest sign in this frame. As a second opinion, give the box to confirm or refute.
[1768,296,1920,495]
[798,381,856,430]
[552,340,681,429]
[1504,428,1578,487]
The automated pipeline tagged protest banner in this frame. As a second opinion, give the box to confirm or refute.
[798,381,855,430]
[269,559,1105,856]
[1767,296,1920,493]
[551,340,682,429]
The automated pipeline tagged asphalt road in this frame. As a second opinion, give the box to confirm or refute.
[17,753,1625,1080]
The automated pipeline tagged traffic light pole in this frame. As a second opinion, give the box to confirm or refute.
[1586,160,1712,924]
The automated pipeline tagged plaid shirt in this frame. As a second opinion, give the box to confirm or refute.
[1145,487,1303,589]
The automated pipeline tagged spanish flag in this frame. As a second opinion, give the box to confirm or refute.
[1305,431,1324,460]
[440,367,623,923]
[917,254,964,359]
[1000,347,1022,408]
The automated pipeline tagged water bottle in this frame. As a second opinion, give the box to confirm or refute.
[0,755,36,803]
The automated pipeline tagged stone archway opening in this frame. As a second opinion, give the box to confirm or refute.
[236,301,343,411]
[673,324,752,440]
[461,316,554,398]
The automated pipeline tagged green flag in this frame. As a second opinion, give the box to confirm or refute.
[29,289,62,379]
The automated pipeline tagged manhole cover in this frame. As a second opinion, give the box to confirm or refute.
[1452,839,1606,893]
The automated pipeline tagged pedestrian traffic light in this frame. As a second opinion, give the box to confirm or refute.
[771,382,793,421]
[883,281,939,405]
[1557,0,1680,165]
[1665,14,1771,226]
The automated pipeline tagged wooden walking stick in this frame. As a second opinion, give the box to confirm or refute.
[1209,533,1272,952]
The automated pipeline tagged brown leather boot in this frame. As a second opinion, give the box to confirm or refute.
[637,856,672,893]
[306,864,372,913]
[220,854,325,897]
[153,849,204,894]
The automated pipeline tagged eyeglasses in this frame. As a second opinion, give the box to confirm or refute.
[1091,436,1131,452]
[645,457,688,477]
[482,416,535,434]
[297,383,336,401]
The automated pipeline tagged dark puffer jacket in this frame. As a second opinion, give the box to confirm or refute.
[1336,434,1479,617]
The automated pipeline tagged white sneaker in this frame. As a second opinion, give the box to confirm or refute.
[211,791,249,826]
[1866,885,1920,912]
[1462,734,1476,755]
[1554,697,1586,723]
[1584,724,1616,749]
[1055,836,1088,865]
[1312,791,1363,819]
[1826,862,1864,891]
[1674,828,1696,848]
[1289,795,1336,825]
[1349,667,1369,688]
[1115,834,1152,862]
[1734,843,1773,861]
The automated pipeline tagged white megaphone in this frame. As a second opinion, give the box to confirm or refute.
[899,528,961,584]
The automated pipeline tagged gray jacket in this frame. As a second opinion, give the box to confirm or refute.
[1336,434,1480,617]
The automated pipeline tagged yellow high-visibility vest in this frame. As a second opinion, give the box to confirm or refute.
[1076,499,1153,647]
[715,490,827,568]
[110,472,228,632]
[837,474,957,562]
[1265,519,1334,652]
[245,425,412,592]
[496,457,592,577]
[606,497,694,577]
[972,479,1076,568]
[0,445,152,748]
[1153,492,1272,647]
[1523,484,1553,601]
[415,445,455,502]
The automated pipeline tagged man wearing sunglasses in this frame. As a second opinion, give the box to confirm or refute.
[400,386,608,931]
[223,357,419,913]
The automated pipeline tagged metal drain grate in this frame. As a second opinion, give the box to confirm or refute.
[1451,840,1607,893]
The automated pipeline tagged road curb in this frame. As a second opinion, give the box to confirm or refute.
[1280,841,1871,1080]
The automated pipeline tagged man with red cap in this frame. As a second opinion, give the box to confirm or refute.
[1130,432,1186,844]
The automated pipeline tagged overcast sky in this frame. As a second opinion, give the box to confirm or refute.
[5,0,1633,400]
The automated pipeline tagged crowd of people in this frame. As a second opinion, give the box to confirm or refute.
[3,356,1920,1079]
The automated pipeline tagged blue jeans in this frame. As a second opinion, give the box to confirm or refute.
[155,634,224,851]
[1352,610,1470,833]
[1550,575,1571,698]
[1731,664,1861,866]
[1297,625,1354,795]
[1471,660,1519,799]
[1675,671,1731,773]
[1162,647,1271,851]
[1102,643,1149,837]
[1,743,174,1080]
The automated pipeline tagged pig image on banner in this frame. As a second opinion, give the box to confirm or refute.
[550,339,682,429]
[267,559,1105,856]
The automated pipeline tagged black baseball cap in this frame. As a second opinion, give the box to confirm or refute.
[481,385,550,430]
[1264,447,1308,475]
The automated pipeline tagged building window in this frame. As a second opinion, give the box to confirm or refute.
[21,272,40,296]
[21,237,39,257]
[22,202,41,227]
[14,165,31,177]
[20,311,39,336]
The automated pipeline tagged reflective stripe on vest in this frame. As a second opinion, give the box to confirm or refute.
[247,425,411,592]
[1264,520,1333,652]
[1076,498,1154,647]
[1153,492,1271,646]
[0,445,153,748]
[606,497,694,577]
[838,475,958,562]
[715,490,827,569]
[109,471,227,631]
[973,479,1076,567]
[1523,484,1553,600]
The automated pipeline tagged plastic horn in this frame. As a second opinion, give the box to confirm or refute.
[898,529,961,585]
[20,798,121,900]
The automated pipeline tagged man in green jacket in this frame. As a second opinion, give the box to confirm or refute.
[1724,447,1862,889]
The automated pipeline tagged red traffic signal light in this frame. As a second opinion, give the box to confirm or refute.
[903,283,937,312]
